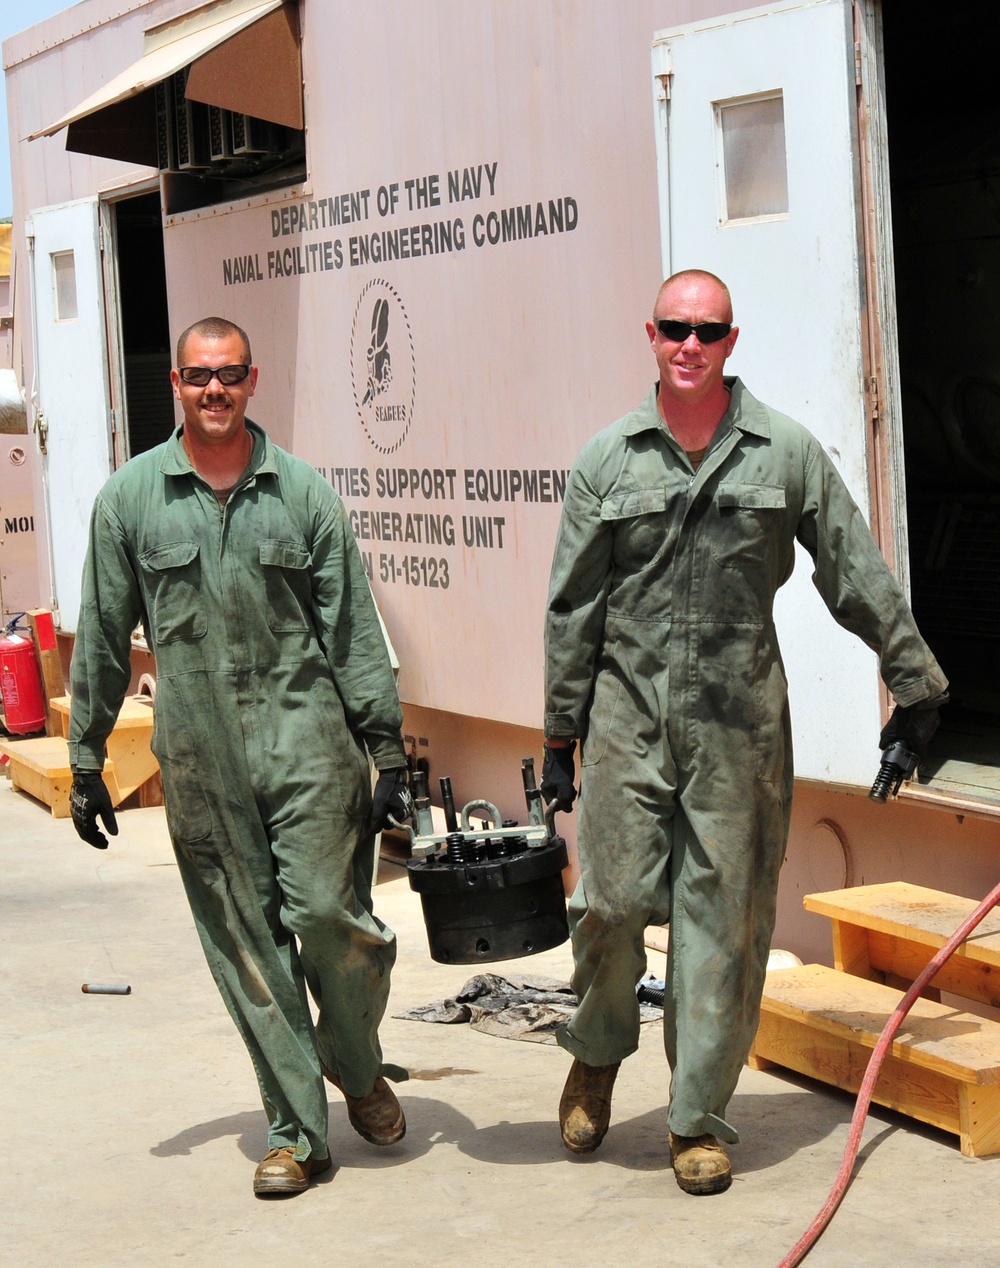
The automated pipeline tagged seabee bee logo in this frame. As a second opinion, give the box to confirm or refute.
[362,296,391,405]
[350,280,415,454]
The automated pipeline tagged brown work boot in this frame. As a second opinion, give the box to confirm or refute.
[253,1147,332,1197]
[669,1131,732,1195]
[325,1069,406,1145]
[558,1058,621,1153]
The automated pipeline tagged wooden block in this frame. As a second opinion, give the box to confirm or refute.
[745,1047,776,1072]
[761,964,1000,1084]
[804,883,1000,968]
[806,883,1000,1007]
[50,694,154,730]
[754,963,1000,1156]
[752,1007,967,1139]
[49,694,158,804]
[1,736,74,816]
[0,735,115,818]
[960,1084,1000,1158]
[868,929,1000,1010]
[831,919,878,980]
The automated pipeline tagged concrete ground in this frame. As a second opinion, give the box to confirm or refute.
[3,771,996,1268]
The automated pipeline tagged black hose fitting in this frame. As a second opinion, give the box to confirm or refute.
[869,740,919,803]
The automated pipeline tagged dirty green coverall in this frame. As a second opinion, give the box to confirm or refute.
[69,421,406,1162]
[544,379,947,1143]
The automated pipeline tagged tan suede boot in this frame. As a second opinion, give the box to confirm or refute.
[253,1147,332,1197]
[324,1068,406,1146]
[558,1058,621,1153]
[669,1131,732,1195]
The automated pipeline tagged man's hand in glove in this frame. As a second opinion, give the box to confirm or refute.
[540,740,577,812]
[70,772,119,850]
[880,692,950,760]
[371,767,413,832]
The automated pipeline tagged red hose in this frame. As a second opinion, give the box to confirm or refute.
[779,876,1000,1267]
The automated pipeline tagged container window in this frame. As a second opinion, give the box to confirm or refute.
[716,93,789,223]
[52,251,78,321]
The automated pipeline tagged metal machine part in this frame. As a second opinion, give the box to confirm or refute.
[868,740,919,802]
[404,758,569,964]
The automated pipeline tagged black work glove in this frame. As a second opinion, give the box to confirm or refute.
[370,767,414,832]
[540,741,577,812]
[879,692,950,761]
[70,772,119,850]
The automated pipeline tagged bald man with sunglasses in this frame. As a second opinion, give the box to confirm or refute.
[68,317,412,1197]
[541,271,947,1193]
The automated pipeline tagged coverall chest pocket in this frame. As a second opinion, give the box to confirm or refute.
[260,539,312,632]
[600,487,670,571]
[139,541,207,643]
[710,484,785,572]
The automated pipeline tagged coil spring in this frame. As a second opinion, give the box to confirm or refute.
[445,833,484,863]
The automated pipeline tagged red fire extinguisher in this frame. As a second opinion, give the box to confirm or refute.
[0,617,46,735]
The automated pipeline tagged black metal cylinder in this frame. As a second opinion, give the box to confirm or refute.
[407,836,569,964]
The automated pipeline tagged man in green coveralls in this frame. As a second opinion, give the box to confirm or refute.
[68,317,413,1197]
[540,271,948,1194]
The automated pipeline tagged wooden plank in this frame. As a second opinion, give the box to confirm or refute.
[50,694,155,728]
[751,1009,963,1139]
[830,919,877,980]
[805,883,1000,967]
[868,930,1000,1011]
[745,1048,776,1072]
[0,735,116,819]
[761,964,1000,1085]
[960,1085,1000,1158]
[2,735,74,817]
[49,694,159,803]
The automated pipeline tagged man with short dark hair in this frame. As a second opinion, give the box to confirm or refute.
[69,316,412,1197]
[542,271,947,1193]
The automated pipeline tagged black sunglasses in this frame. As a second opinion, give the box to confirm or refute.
[177,363,251,386]
[654,319,732,344]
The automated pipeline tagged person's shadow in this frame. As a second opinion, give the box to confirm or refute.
[455,1084,919,1175]
[150,1076,942,1179]
[150,1093,480,1176]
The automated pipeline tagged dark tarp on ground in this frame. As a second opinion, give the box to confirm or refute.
[395,973,662,1044]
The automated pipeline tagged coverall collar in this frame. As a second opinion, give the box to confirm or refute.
[160,418,277,479]
[622,378,772,442]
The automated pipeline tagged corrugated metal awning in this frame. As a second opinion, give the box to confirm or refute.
[29,0,302,163]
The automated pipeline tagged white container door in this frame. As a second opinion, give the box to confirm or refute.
[651,0,883,788]
[27,197,113,634]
